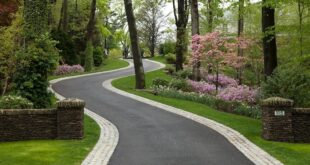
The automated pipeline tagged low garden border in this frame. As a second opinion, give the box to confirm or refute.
[0,98,84,141]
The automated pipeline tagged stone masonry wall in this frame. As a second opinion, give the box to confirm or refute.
[0,98,85,142]
[262,97,310,143]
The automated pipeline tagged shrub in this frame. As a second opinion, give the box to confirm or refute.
[261,66,310,107]
[14,35,58,108]
[54,64,84,75]
[214,99,242,113]
[165,53,176,64]
[84,41,94,72]
[109,48,122,59]
[205,74,238,87]
[159,41,175,55]
[0,95,33,109]
[169,78,192,92]
[234,104,262,119]
[217,85,258,104]
[187,80,216,95]
[152,78,169,87]
[93,47,104,67]
[51,29,79,65]
[164,65,175,75]
[175,69,193,79]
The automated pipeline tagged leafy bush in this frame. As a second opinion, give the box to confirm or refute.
[14,35,58,108]
[159,41,175,55]
[175,69,193,79]
[234,104,262,119]
[187,80,216,95]
[214,99,242,113]
[152,78,169,87]
[205,74,238,87]
[54,64,84,75]
[261,65,310,107]
[169,79,192,92]
[164,65,175,75]
[84,41,94,72]
[217,85,258,104]
[93,47,104,67]
[51,29,79,65]
[165,53,176,64]
[0,95,33,109]
[109,48,122,59]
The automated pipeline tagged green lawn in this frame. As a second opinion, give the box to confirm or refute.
[49,58,129,80]
[112,57,310,165]
[0,115,100,165]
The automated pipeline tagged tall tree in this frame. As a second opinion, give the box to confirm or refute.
[191,0,201,80]
[262,0,277,77]
[124,0,146,89]
[173,0,190,71]
[84,0,97,71]
[207,0,213,32]
[58,0,68,32]
[136,0,164,57]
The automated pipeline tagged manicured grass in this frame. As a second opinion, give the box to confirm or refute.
[49,58,129,80]
[150,55,166,64]
[0,115,100,165]
[112,67,310,165]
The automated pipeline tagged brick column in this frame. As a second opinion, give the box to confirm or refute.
[261,97,294,142]
[57,98,85,139]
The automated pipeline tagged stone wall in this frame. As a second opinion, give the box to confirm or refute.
[0,98,85,141]
[262,97,310,143]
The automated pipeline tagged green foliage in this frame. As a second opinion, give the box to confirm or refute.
[152,78,169,87]
[23,0,49,40]
[169,78,192,92]
[51,29,79,65]
[174,69,193,79]
[261,62,310,107]
[234,104,262,119]
[159,41,176,55]
[93,47,104,67]
[14,35,59,108]
[164,65,175,75]
[84,41,94,71]
[0,95,33,109]
[165,53,176,64]
[109,48,123,59]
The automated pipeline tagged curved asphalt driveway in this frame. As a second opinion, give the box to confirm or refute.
[52,60,253,165]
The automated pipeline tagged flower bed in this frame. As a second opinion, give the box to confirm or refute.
[54,64,84,75]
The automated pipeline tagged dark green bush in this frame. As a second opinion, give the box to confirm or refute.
[169,79,192,92]
[152,78,169,87]
[51,29,79,65]
[165,53,176,64]
[14,35,58,108]
[261,64,310,107]
[0,95,33,109]
[93,47,104,67]
[214,99,242,113]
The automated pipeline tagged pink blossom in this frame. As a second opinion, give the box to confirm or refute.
[187,80,216,94]
[54,64,84,75]
[217,85,258,103]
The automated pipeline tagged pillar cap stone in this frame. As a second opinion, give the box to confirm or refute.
[57,98,85,109]
[261,97,293,107]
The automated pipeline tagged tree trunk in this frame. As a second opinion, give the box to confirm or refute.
[173,0,189,71]
[124,0,146,89]
[298,1,304,56]
[58,0,68,32]
[191,0,200,81]
[207,0,213,32]
[262,0,277,77]
[86,0,96,41]
[237,0,244,84]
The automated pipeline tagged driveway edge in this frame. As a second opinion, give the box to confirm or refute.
[49,60,133,165]
[103,60,283,165]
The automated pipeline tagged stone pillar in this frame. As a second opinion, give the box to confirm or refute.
[261,97,294,142]
[57,98,85,139]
